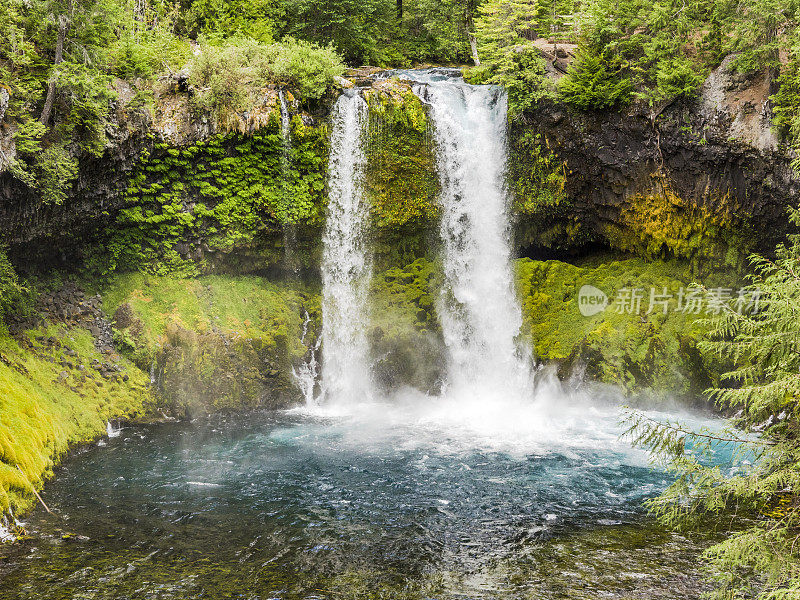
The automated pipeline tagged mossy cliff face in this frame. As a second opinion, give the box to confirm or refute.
[515,256,729,397]
[3,70,796,277]
[102,273,318,413]
[369,258,444,393]
[362,78,440,268]
[510,93,798,266]
[0,323,151,534]
[99,111,328,276]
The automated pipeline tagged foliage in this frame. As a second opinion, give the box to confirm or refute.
[188,36,344,119]
[37,143,80,205]
[558,0,709,111]
[182,0,282,42]
[105,26,192,80]
[0,249,24,323]
[722,0,798,75]
[279,0,394,64]
[558,44,632,110]
[626,207,800,598]
[772,36,800,154]
[102,123,327,276]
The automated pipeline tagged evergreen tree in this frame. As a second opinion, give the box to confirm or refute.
[627,207,800,599]
[473,0,554,114]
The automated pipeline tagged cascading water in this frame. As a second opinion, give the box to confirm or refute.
[278,89,299,274]
[319,91,373,404]
[405,70,533,402]
[292,311,321,404]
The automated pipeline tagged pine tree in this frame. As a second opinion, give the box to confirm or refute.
[626,207,800,599]
[473,0,554,114]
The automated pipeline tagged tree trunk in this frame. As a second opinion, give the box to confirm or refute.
[465,0,480,66]
[39,14,69,127]
[469,34,481,66]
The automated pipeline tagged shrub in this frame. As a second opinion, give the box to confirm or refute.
[188,37,345,117]
[267,38,345,99]
[106,29,192,80]
[558,44,633,110]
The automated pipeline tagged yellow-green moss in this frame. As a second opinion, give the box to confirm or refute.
[368,258,444,392]
[364,79,440,229]
[605,179,754,271]
[515,256,734,395]
[102,273,318,412]
[0,325,152,519]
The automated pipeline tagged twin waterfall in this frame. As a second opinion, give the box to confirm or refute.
[319,92,374,402]
[317,72,532,406]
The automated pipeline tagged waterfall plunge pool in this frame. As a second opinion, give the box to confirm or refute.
[0,384,724,599]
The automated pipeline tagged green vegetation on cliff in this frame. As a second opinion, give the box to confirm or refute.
[364,80,439,229]
[103,121,327,276]
[0,324,151,523]
[103,272,316,412]
[515,256,722,396]
[369,258,443,392]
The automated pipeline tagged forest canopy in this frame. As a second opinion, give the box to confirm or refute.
[1,0,798,202]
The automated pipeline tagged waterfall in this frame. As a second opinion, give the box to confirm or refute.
[278,89,291,150]
[279,89,298,274]
[292,311,321,404]
[319,91,373,404]
[409,72,533,402]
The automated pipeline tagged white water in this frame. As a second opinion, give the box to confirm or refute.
[278,89,291,150]
[292,311,320,404]
[316,72,533,411]
[278,89,299,274]
[409,72,533,403]
[319,92,373,404]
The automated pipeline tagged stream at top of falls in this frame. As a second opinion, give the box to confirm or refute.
[0,70,729,599]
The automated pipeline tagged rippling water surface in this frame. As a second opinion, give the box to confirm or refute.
[0,386,720,599]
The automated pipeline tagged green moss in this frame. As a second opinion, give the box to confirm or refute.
[364,79,440,230]
[509,129,568,214]
[604,181,755,271]
[515,256,734,396]
[100,119,329,276]
[102,273,319,412]
[0,325,151,520]
[368,257,444,392]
